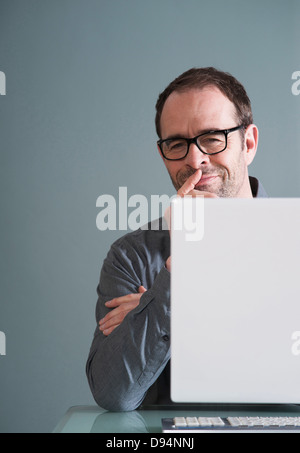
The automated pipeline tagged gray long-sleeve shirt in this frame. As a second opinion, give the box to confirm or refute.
[86,177,268,411]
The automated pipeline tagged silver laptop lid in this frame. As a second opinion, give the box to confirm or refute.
[170,197,300,404]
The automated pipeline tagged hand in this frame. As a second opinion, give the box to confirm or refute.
[99,286,147,336]
[177,169,218,198]
[165,169,218,272]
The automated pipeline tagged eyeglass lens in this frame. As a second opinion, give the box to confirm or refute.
[161,131,226,160]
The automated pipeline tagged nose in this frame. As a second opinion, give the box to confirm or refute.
[185,142,210,168]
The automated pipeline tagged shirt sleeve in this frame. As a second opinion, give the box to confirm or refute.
[86,234,171,411]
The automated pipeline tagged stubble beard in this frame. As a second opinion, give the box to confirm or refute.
[170,153,246,198]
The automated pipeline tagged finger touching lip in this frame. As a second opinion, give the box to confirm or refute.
[195,175,218,186]
[178,169,202,196]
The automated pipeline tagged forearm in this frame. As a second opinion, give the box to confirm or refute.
[86,266,170,411]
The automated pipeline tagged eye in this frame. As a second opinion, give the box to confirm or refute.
[171,141,186,149]
[198,132,226,152]
[165,140,186,151]
[202,134,223,144]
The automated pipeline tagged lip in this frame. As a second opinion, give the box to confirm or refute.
[196,175,218,186]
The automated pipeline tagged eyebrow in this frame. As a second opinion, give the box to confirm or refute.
[163,128,223,141]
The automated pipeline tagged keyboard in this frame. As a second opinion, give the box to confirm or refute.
[162,416,300,432]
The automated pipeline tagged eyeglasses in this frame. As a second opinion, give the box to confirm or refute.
[157,125,245,161]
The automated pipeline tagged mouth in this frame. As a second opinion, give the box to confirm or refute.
[195,175,218,187]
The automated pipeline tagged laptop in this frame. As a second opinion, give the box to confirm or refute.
[162,197,300,432]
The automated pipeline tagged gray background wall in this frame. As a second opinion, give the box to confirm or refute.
[0,0,299,432]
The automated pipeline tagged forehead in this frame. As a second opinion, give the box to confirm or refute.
[160,87,237,138]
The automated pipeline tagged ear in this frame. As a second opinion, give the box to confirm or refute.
[244,124,259,166]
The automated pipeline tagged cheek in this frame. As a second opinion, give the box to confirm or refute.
[210,155,230,173]
[164,161,181,176]
[213,147,246,174]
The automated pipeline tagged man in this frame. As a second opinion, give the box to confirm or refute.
[86,67,267,411]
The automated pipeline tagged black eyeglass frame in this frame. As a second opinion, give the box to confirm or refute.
[157,125,245,161]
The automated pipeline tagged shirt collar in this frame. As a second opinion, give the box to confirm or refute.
[249,176,268,198]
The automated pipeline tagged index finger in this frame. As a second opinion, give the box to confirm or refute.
[177,169,202,197]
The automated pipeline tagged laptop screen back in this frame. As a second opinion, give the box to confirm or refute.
[170,197,300,404]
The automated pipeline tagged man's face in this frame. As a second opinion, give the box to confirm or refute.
[158,87,257,198]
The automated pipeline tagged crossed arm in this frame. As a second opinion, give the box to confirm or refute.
[86,227,171,411]
[99,285,147,336]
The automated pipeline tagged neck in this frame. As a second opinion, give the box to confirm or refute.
[237,174,253,198]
